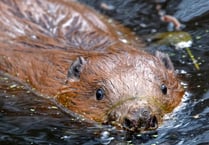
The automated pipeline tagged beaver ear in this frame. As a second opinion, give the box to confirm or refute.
[67,56,87,82]
[155,51,174,71]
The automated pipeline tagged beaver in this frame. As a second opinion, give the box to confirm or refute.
[0,0,184,131]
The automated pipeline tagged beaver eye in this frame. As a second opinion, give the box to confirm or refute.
[96,88,105,100]
[161,84,167,95]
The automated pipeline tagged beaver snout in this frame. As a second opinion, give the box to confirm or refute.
[122,108,158,131]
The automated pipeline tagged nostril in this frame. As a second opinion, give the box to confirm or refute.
[123,118,135,130]
[149,116,158,129]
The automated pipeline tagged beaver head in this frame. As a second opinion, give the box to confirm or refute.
[57,48,184,131]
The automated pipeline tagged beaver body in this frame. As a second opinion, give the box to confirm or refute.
[0,0,184,131]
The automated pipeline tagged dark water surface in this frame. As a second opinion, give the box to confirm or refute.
[1,0,209,144]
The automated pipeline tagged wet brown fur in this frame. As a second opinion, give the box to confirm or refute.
[0,0,184,129]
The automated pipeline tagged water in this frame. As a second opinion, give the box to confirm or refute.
[1,0,209,144]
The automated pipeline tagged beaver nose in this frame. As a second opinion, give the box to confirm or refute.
[122,108,158,131]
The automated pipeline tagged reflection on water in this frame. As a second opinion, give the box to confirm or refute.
[1,0,209,144]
